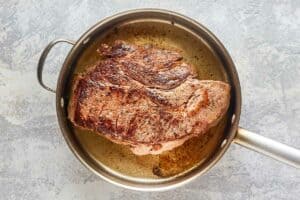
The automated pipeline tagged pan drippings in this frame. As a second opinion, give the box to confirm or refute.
[74,115,226,178]
[70,21,229,178]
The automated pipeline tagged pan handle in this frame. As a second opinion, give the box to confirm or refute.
[37,39,75,93]
[234,127,300,168]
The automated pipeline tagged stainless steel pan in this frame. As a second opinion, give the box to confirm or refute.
[37,9,300,191]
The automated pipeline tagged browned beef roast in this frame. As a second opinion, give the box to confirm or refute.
[68,41,230,155]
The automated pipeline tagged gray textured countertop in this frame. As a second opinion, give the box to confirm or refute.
[1,0,299,199]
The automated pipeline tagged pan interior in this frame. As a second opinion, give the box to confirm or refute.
[67,20,230,180]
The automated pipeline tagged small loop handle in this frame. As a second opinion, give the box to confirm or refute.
[37,39,75,93]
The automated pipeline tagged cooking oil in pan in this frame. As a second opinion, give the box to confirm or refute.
[71,21,229,178]
[74,115,227,178]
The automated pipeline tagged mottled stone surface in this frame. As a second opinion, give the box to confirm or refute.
[1,0,299,199]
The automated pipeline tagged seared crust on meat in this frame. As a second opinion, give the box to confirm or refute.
[68,41,230,155]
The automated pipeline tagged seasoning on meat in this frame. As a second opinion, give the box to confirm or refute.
[68,40,230,155]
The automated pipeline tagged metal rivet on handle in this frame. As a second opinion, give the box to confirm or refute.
[231,114,236,124]
[221,139,227,148]
[60,97,64,108]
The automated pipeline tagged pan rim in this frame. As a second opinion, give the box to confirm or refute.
[56,8,242,191]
